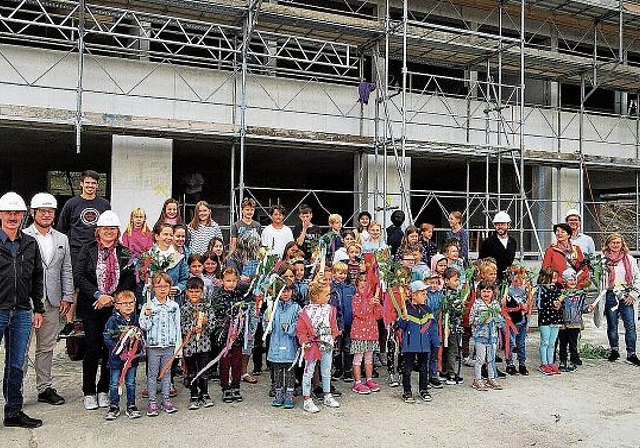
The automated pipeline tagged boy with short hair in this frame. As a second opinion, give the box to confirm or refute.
[321,214,344,264]
[261,205,294,258]
[230,198,261,252]
[330,262,355,381]
[180,277,216,410]
[103,290,144,420]
[442,267,464,384]
[424,271,444,389]
[293,204,321,261]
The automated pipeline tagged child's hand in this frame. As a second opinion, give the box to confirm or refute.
[500,298,506,307]
[371,295,380,305]
[281,323,289,332]
[588,304,595,313]
[144,307,152,316]
[553,300,561,310]
[192,325,202,334]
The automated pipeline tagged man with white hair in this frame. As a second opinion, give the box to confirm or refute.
[0,192,44,428]
[23,193,74,406]
[564,208,596,257]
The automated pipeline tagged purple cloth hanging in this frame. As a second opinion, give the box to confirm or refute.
[358,82,376,104]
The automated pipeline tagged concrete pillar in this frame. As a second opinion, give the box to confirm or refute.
[111,135,173,230]
[359,153,411,227]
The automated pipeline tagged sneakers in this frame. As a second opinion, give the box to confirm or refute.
[104,405,120,421]
[627,354,640,366]
[97,392,109,408]
[608,350,620,362]
[445,375,464,385]
[283,390,295,409]
[189,397,201,410]
[232,389,243,402]
[387,374,400,387]
[419,390,432,402]
[342,371,354,383]
[486,379,503,390]
[548,364,561,375]
[37,387,65,405]
[496,368,507,379]
[200,394,214,408]
[428,377,443,389]
[141,389,149,398]
[518,364,530,376]
[538,365,554,376]
[323,393,340,408]
[125,406,142,419]
[303,398,319,413]
[365,379,380,392]
[169,386,179,398]
[3,411,43,429]
[330,384,342,398]
[351,382,371,395]
[505,365,518,376]
[332,370,343,381]
[272,389,284,407]
[402,392,415,403]
[463,357,475,367]
[222,390,234,403]
[566,363,577,373]
[471,380,488,391]
[162,399,177,413]
[251,369,263,376]
[146,402,160,417]
[83,395,98,411]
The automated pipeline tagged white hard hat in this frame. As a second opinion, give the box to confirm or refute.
[96,210,121,227]
[565,208,581,220]
[492,211,511,224]
[30,193,57,209]
[0,192,27,212]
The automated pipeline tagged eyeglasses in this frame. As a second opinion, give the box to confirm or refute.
[36,209,55,215]
[116,301,136,306]
[402,258,415,263]
[154,284,171,289]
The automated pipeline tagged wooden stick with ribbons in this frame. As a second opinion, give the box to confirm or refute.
[158,328,192,380]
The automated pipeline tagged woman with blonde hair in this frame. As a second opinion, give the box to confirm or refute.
[600,232,640,365]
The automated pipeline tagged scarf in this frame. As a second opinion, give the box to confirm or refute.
[605,250,633,287]
[97,241,120,295]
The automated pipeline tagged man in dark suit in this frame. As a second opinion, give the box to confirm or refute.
[479,211,517,281]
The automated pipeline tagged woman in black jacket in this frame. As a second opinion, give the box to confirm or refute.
[74,211,135,411]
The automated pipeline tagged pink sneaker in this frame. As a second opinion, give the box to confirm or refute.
[365,379,380,392]
[162,399,178,414]
[351,382,371,395]
[548,364,562,375]
[538,365,553,376]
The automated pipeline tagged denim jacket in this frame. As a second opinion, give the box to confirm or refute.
[139,297,182,351]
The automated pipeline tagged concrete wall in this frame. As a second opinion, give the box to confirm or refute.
[0,44,638,159]
[111,135,173,231]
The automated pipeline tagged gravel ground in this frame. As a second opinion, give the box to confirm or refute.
[2,314,639,448]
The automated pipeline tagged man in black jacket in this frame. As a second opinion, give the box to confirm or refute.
[479,211,517,281]
[0,192,44,429]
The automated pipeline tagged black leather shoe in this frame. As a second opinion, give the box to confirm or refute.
[38,388,65,405]
[4,411,43,428]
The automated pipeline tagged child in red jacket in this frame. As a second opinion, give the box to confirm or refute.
[297,279,341,413]
[350,274,382,395]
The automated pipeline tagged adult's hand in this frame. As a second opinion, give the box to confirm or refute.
[59,301,71,316]
[33,313,43,329]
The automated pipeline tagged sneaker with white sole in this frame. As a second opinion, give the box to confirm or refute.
[303,398,319,413]
[387,374,400,387]
[323,394,340,408]
[97,392,110,408]
[125,406,142,419]
[83,395,98,411]
[365,379,380,392]
[104,405,120,420]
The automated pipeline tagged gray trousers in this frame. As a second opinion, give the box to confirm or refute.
[24,301,61,393]
[147,346,174,403]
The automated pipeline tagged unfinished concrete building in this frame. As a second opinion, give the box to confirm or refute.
[1,0,639,256]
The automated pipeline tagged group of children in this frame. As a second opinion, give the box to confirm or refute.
[99,201,596,420]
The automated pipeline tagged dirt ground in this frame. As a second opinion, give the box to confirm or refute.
[2,314,639,448]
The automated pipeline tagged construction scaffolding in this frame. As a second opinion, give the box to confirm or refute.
[2,0,640,255]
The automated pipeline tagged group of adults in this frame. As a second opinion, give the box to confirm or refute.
[0,170,638,430]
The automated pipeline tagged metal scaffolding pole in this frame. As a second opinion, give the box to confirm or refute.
[75,0,85,154]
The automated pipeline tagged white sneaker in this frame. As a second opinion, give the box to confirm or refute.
[83,395,98,410]
[323,394,340,408]
[463,357,475,367]
[387,374,400,387]
[303,398,319,413]
[97,392,110,408]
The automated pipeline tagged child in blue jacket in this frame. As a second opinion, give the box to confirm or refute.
[103,290,145,420]
[330,262,355,381]
[263,283,301,409]
[397,280,440,403]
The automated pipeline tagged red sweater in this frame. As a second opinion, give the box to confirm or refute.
[542,243,589,287]
[350,292,382,341]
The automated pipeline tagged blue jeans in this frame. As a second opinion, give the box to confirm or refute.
[109,367,137,408]
[507,319,528,366]
[539,325,560,365]
[605,291,637,356]
[0,309,33,417]
[302,351,332,397]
